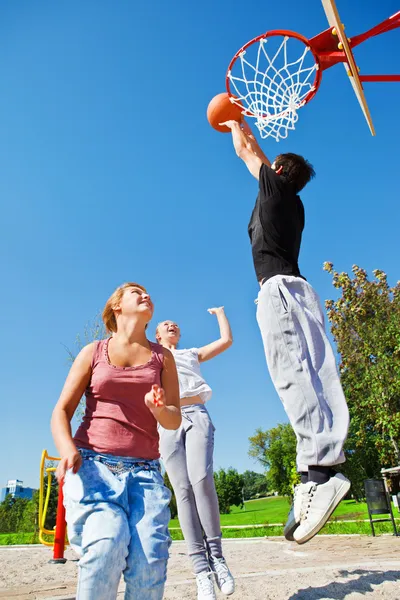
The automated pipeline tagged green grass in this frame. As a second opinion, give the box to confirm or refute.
[169,521,398,540]
[327,499,370,521]
[170,496,398,541]
[0,532,39,545]
[2,497,398,545]
[168,496,289,529]
[169,497,373,529]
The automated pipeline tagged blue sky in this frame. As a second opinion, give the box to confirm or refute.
[1,0,399,488]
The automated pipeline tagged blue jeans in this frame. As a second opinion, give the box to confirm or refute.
[63,448,171,600]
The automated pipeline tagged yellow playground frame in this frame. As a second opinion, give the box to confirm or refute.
[38,449,68,561]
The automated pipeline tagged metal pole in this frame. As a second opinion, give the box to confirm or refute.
[49,480,67,564]
[360,75,400,82]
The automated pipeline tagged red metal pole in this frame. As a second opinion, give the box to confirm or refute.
[49,479,67,564]
[350,12,400,48]
[359,75,400,82]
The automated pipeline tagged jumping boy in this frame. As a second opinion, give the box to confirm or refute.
[222,119,350,544]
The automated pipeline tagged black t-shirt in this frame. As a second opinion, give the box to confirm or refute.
[248,163,305,283]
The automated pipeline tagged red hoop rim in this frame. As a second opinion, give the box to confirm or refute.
[226,29,323,115]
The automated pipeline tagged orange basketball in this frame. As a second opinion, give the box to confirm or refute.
[207,92,243,133]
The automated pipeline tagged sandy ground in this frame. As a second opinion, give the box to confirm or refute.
[1,536,400,599]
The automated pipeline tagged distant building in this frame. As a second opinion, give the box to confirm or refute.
[0,479,36,502]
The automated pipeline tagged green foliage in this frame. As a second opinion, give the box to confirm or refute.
[0,474,58,534]
[0,532,40,545]
[213,468,244,514]
[0,495,35,534]
[163,471,178,519]
[289,463,301,490]
[241,470,269,500]
[339,426,382,501]
[19,492,39,533]
[324,263,400,469]
[248,423,297,497]
[0,496,27,533]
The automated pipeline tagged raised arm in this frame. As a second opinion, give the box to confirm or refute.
[51,343,95,481]
[198,307,233,362]
[221,119,271,179]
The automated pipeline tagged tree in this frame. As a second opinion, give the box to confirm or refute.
[324,263,400,468]
[241,470,269,500]
[20,492,39,533]
[0,477,58,535]
[248,423,298,497]
[213,468,244,514]
[0,495,17,533]
[339,425,382,500]
[0,496,30,533]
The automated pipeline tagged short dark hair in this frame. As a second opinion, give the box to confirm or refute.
[274,153,315,193]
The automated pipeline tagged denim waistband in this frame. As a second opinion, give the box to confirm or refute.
[77,447,161,475]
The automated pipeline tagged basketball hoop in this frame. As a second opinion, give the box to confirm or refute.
[225,2,400,141]
[226,31,321,141]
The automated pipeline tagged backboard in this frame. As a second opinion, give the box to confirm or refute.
[321,0,376,135]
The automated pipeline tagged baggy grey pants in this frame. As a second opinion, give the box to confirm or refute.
[159,404,222,574]
[256,275,349,473]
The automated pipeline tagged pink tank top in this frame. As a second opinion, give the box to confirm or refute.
[74,338,164,459]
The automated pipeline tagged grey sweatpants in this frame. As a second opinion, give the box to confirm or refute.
[159,404,222,574]
[256,275,349,473]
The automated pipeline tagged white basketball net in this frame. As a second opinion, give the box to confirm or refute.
[227,35,318,141]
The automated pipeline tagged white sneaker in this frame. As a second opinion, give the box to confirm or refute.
[284,483,305,541]
[293,473,351,545]
[196,570,217,600]
[210,556,235,595]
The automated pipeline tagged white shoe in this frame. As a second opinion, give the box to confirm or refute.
[210,556,235,595]
[293,473,351,545]
[196,570,217,600]
[284,483,305,541]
